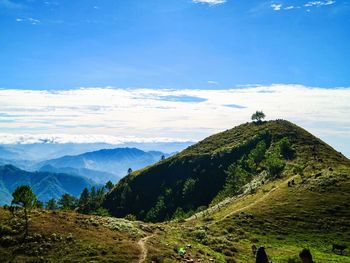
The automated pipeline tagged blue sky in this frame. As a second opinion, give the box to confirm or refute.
[0,0,349,89]
[0,0,350,157]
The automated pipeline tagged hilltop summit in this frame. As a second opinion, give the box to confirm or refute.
[103,120,350,222]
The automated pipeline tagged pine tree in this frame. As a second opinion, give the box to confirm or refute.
[46,198,57,210]
[78,188,90,214]
[11,185,37,237]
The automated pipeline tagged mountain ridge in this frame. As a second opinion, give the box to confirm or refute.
[38,147,167,183]
[0,164,98,205]
[103,120,350,221]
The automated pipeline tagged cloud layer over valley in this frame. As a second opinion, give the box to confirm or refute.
[0,85,349,156]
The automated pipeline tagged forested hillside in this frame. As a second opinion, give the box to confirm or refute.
[104,120,350,222]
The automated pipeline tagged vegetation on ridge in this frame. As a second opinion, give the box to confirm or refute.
[103,120,350,222]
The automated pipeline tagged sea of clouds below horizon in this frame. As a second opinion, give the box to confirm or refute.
[0,84,349,157]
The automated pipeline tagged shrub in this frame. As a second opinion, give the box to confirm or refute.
[93,208,110,217]
[249,141,267,164]
[278,137,295,159]
[0,236,16,247]
[182,178,198,198]
[172,207,186,221]
[265,153,285,178]
[0,224,13,235]
[192,229,207,240]
[125,214,137,221]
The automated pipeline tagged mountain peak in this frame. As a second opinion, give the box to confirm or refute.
[104,119,350,222]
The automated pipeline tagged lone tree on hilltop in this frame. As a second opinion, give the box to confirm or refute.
[127,168,133,175]
[11,185,37,237]
[251,111,266,123]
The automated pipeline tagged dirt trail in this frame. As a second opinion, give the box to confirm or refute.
[187,175,297,224]
[138,234,154,263]
[210,175,298,225]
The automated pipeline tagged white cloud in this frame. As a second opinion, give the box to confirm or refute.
[0,133,190,145]
[192,0,226,6]
[15,17,40,25]
[0,85,350,155]
[304,1,336,7]
[284,5,297,10]
[271,3,282,11]
[208,80,218,85]
[271,1,335,12]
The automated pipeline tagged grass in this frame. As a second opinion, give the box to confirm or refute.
[182,167,350,263]
[1,170,350,262]
[0,208,142,262]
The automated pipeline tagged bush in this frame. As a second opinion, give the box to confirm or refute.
[125,214,137,221]
[182,178,198,198]
[93,208,110,217]
[192,229,207,241]
[0,224,13,235]
[265,153,285,178]
[278,137,295,159]
[292,164,304,175]
[0,236,16,247]
[249,141,267,164]
[172,207,186,221]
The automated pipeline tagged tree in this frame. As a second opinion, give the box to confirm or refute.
[11,185,37,237]
[249,141,267,164]
[58,193,77,210]
[145,195,167,222]
[160,155,165,161]
[223,164,250,195]
[105,181,114,191]
[125,214,137,221]
[251,111,266,123]
[36,200,44,209]
[89,187,105,213]
[127,168,133,175]
[46,198,57,210]
[78,188,90,214]
[265,153,285,178]
[278,137,295,159]
[182,178,198,198]
[172,207,186,221]
[120,184,132,207]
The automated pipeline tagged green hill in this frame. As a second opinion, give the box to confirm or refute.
[103,120,350,222]
[1,120,350,262]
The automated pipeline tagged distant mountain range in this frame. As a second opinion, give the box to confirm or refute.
[0,165,98,205]
[0,142,192,162]
[0,145,184,203]
[37,148,168,183]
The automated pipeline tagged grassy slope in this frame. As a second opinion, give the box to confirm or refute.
[104,120,349,221]
[0,208,143,262]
